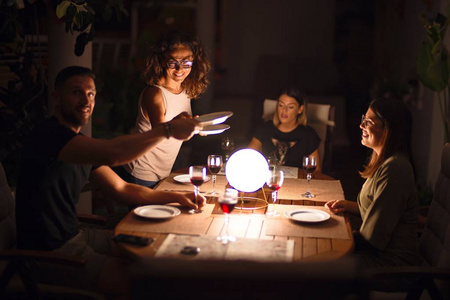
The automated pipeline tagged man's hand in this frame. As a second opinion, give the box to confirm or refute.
[168,113,202,140]
[176,192,206,210]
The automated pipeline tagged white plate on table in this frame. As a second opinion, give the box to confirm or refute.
[285,208,330,223]
[173,174,211,185]
[134,205,181,219]
[196,111,233,126]
[199,124,230,136]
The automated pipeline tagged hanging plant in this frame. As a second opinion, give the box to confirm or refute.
[417,10,450,143]
[0,0,128,56]
[55,0,128,56]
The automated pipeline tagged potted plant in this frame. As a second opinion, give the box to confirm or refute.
[1,0,128,56]
[417,10,450,143]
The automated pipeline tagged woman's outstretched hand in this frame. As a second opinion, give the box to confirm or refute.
[325,200,347,214]
[325,199,360,215]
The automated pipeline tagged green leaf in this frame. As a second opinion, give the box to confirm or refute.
[417,42,444,91]
[426,54,448,91]
[56,0,70,19]
[85,5,95,15]
[77,11,91,31]
[65,20,71,33]
[74,10,83,29]
[74,32,89,56]
[66,4,76,22]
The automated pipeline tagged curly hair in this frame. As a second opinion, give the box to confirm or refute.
[141,30,211,99]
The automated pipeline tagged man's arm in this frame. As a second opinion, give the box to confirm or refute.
[89,166,206,210]
[58,116,201,166]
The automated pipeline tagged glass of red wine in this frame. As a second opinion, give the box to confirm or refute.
[217,188,238,244]
[266,168,284,217]
[189,165,206,213]
[207,155,223,195]
[301,156,317,198]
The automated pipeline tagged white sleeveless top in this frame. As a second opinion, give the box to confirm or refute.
[124,85,191,181]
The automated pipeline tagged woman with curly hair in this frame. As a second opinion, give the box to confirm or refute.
[115,30,211,188]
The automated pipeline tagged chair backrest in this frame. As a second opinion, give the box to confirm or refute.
[261,99,335,167]
[0,162,16,250]
[419,143,450,268]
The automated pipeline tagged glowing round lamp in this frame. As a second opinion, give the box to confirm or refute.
[225,149,269,192]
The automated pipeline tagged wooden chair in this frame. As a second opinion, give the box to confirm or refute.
[368,143,450,299]
[0,162,104,299]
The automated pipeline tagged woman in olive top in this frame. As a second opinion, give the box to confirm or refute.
[326,98,422,285]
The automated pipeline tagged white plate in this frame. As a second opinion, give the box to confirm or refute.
[173,174,211,185]
[196,111,233,126]
[285,208,330,223]
[134,205,181,219]
[199,124,230,136]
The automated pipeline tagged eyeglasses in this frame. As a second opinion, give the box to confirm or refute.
[167,60,193,69]
[361,114,381,128]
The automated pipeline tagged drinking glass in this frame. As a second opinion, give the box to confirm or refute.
[207,155,223,195]
[301,156,317,198]
[267,156,278,171]
[189,165,206,213]
[266,168,284,217]
[217,188,238,244]
[221,137,235,162]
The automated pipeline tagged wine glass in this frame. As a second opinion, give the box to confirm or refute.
[266,168,284,217]
[267,156,278,171]
[189,165,206,213]
[217,188,238,244]
[207,155,223,195]
[221,137,235,162]
[301,156,317,198]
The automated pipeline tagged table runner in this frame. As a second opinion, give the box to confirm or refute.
[156,173,229,195]
[264,205,350,239]
[155,234,294,262]
[117,204,215,235]
[277,179,345,202]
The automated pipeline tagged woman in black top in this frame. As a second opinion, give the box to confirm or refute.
[248,86,321,170]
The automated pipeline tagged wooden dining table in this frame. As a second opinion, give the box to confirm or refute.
[114,167,354,262]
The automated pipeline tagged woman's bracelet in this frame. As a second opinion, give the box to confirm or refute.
[162,123,173,139]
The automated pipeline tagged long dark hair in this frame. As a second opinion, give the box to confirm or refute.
[360,98,413,178]
[141,30,211,99]
[273,86,307,126]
